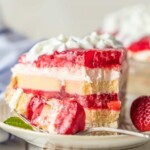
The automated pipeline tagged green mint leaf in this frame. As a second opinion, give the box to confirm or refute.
[4,117,33,130]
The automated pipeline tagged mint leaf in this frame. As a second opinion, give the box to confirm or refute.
[4,117,33,130]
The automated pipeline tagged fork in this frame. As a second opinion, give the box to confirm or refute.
[77,127,150,138]
[14,110,150,138]
[14,110,48,133]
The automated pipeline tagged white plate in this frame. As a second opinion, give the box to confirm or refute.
[0,99,150,149]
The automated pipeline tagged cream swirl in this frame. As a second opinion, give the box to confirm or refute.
[26,32,123,62]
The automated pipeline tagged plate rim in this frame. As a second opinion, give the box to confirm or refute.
[0,121,127,139]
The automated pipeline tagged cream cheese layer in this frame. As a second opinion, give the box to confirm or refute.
[12,64,120,82]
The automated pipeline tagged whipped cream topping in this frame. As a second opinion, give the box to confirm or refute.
[101,5,150,46]
[26,32,123,62]
[9,88,23,111]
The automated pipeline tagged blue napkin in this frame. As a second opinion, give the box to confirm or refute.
[0,27,37,143]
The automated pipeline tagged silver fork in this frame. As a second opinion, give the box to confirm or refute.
[14,110,150,138]
[77,127,150,138]
[14,110,48,133]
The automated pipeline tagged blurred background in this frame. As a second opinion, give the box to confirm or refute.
[1,0,150,39]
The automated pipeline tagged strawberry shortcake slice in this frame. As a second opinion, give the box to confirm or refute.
[5,32,128,134]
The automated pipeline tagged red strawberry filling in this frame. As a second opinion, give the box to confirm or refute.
[19,49,123,69]
[107,101,121,110]
[130,96,150,132]
[23,88,120,110]
[128,36,150,53]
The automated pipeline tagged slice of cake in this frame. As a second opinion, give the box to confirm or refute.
[5,32,128,134]
[100,5,150,62]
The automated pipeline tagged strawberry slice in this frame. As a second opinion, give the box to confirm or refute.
[130,96,150,132]
[107,101,121,111]
[27,95,45,120]
[54,100,85,134]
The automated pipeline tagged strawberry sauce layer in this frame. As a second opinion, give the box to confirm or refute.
[23,88,120,111]
[19,49,123,68]
[128,36,150,52]
[27,95,45,120]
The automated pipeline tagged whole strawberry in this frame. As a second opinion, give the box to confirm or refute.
[130,96,150,132]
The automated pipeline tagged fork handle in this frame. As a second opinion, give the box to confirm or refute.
[77,127,150,138]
